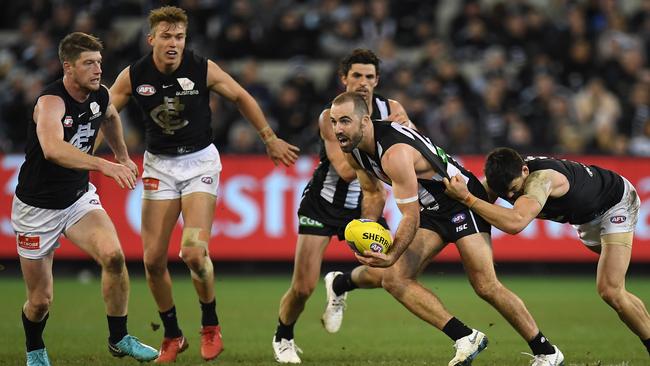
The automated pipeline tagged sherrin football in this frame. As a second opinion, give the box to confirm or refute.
[344,219,393,255]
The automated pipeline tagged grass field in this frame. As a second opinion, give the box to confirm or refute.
[1,272,648,365]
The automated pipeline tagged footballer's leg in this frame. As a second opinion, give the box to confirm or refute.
[20,253,54,366]
[66,210,157,362]
[274,234,330,363]
[597,233,650,354]
[380,229,487,366]
[180,192,223,361]
[141,198,188,362]
[457,232,562,362]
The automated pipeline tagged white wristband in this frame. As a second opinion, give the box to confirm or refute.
[395,195,418,204]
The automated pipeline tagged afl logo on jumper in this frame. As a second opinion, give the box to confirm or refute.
[63,116,73,127]
[610,216,626,224]
[201,176,213,184]
[137,84,156,96]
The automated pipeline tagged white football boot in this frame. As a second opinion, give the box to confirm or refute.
[321,271,347,333]
[272,337,302,364]
[528,345,565,366]
[448,329,488,366]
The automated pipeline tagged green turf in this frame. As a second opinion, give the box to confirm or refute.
[1,272,648,365]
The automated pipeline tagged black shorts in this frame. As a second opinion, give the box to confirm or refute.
[297,192,388,240]
[419,207,491,243]
[418,176,491,243]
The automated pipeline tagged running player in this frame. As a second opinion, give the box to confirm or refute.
[13,32,158,366]
[109,6,299,363]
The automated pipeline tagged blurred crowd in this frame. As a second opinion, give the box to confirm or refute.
[0,0,649,156]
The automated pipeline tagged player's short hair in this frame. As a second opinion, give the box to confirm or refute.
[485,147,525,196]
[58,32,103,64]
[339,49,381,77]
[332,91,369,119]
[148,6,188,35]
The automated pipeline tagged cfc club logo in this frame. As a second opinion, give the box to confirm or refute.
[136,84,157,96]
[610,216,627,224]
[451,212,466,224]
[201,176,214,184]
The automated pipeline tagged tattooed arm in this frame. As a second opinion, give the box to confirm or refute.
[444,170,566,234]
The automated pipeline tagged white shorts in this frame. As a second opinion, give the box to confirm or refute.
[142,144,222,200]
[573,178,640,247]
[11,183,105,259]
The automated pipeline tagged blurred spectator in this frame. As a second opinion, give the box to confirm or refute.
[360,0,397,50]
[518,72,572,151]
[574,78,622,154]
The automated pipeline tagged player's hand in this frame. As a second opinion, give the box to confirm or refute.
[443,174,470,201]
[99,160,137,190]
[266,138,300,166]
[354,249,397,268]
[117,156,139,177]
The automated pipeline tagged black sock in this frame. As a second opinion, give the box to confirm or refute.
[159,306,183,338]
[441,317,473,341]
[200,299,219,326]
[22,311,48,352]
[332,272,358,297]
[643,338,650,355]
[274,318,295,342]
[528,332,555,355]
[107,315,128,344]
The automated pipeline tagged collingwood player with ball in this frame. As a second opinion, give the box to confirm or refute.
[330,92,564,366]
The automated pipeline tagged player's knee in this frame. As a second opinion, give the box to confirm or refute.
[180,249,204,271]
[471,278,501,301]
[597,282,624,309]
[29,294,53,316]
[290,281,316,300]
[381,272,408,296]
[144,257,167,277]
[189,255,213,282]
[101,249,126,274]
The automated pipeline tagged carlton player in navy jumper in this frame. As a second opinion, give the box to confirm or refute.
[12,32,157,366]
[330,92,564,366]
[109,6,299,363]
[445,147,650,357]
[271,49,411,363]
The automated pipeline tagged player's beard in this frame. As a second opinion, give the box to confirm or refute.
[341,127,363,153]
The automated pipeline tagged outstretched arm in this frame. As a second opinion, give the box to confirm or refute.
[206,60,299,166]
[356,145,420,267]
[444,171,555,234]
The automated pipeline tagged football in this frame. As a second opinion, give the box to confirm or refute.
[344,219,393,255]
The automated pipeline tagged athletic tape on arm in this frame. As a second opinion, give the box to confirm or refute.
[395,195,419,204]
